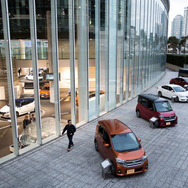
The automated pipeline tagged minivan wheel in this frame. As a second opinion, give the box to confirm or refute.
[136,110,141,118]
[110,163,116,176]
[158,91,162,97]
[154,120,159,128]
[94,140,98,152]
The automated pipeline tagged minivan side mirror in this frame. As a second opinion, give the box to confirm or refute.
[104,143,109,147]
[138,139,141,142]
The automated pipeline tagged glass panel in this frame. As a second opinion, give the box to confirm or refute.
[108,0,117,110]
[100,0,106,114]
[88,0,96,120]
[35,1,57,142]
[124,0,130,101]
[0,1,15,158]
[2,0,37,153]
[57,1,71,125]
[130,0,136,98]
[135,0,140,95]
[116,0,125,105]
[76,0,89,123]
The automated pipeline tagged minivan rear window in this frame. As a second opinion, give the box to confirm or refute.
[155,101,172,112]
[111,133,141,152]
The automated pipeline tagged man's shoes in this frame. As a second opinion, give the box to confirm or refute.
[67,148,70,152]
[71,144,74,147]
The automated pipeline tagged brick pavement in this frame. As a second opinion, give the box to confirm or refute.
[1,69,188,188]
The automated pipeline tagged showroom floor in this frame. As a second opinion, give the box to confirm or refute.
[1,69,188,188]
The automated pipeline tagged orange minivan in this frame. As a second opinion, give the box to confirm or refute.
[40,84,50,99]
[94,119,148,176]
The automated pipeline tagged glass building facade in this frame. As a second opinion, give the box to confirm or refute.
[0,0,169,163]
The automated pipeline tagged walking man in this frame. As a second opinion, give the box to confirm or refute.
[62,120,76,152]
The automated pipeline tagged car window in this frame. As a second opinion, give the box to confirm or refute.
[147,101,154,109]
[103,130,110,145]
[173,87,186,92]
[162,85,168,90]
[42,86,49,90]
[15,101,21,107]
[140,98,147,107]
[98,125,104,136]
[111,133,141,152]
[21,101,28,106]
[90,93,95,98]
[168,87,173,91]
[154,101,173,112]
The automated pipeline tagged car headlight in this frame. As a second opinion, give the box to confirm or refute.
[142,154,147,161]
[116,157,125,164]
[159,115,164,118]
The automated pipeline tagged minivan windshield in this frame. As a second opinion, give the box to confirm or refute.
[155,101,172,112]
[111,132,141,152]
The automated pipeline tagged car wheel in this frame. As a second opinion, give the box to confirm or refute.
[175,96,179,102]
[16,112,19,117]
[94,140,98,152]
[154,120,159,128]
[158,91,162,97]
[110,163,116,176]
[136,110,141,118]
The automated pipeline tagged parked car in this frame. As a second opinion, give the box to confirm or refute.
[40,84,50,99]
[0,98,35,118]
[76,90,105,106]
[25,73,43,81]
[169,77,188,89]
[157,84,188,102]
[178,68,188,77]
[94,119,148,176]
[136,94,177,127]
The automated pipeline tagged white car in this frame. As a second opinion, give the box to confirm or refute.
[25,73,43,81]
[157,84,188,102]
[0,98,35,118]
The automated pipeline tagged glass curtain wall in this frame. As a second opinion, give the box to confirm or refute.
[0,1,15,160]
[0,0,169,162]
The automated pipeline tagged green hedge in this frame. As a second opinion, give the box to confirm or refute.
[167,54,188,68]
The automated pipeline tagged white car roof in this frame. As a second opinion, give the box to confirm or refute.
[161,84,182,88]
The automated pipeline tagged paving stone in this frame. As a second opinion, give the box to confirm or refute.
[1,70,188,187]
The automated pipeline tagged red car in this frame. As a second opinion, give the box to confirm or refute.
[136,94,178,127]
[169,77,188,89]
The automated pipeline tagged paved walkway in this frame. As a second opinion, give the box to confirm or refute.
[1,69,188,188]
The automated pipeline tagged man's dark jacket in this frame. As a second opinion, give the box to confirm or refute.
[62,124,76,136]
